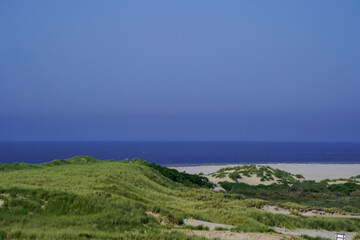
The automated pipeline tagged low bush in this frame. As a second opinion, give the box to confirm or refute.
[130,158,214,188]
[301,235,331,240]
[229,171,241,181]
[182,225,209,230]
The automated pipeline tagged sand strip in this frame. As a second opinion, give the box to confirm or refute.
[180,230,301,240]
[184,218,233,230]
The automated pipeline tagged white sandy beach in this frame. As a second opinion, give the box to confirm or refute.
[171,164,360,182]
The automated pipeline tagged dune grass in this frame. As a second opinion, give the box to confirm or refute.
[212,164,304,183]
[0,156,359,239]
[220,179,360,214]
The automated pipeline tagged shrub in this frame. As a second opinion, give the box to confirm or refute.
[130,159,214,188]
[183,225,209,231]
[214,226,229,230]
[229,171,241,181]
[354,232,360,240]
[0,230,6,240]
[301,235,331,240]
[10,231,22,239]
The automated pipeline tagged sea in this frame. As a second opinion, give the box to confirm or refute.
[0,141,360,166]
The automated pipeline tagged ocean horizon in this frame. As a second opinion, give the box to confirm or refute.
[1,141,360,166]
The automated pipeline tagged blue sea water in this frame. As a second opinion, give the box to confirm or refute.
[0,142,359,166]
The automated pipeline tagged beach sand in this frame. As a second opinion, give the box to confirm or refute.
[171,164,360,181]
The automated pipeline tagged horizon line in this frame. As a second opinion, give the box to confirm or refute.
[1,140,360,143]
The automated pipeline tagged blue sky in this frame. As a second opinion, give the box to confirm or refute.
[1,1,359,141]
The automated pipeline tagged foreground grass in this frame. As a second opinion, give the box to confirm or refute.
[0,157,359,239]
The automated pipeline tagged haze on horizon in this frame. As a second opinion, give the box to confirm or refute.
[1,1,359,142]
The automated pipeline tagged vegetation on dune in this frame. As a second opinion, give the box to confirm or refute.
[0,156,359,239]
[181,225,210,231]
[301,236,331,240]
[0,156,101,172]
[0,162,41,172]
[42,156,101,166]
[220,179,360,214]
[248,210,359,231]
[354,232,360,240]
[212,164,304,183]
[128,158,214,188]
[228,171,242,181]
[0,158,206,239]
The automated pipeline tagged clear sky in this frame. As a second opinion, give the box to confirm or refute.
[1,1,359,141]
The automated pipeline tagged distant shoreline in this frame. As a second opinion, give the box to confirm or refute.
[165,162,360,167]
[171,163,360,181]
[1,141,360,165]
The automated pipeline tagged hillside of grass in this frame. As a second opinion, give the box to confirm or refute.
[0,157,359,239]
[128,158,214,188]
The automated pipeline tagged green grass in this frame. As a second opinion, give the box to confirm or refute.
[129,158,214,188]
[354,232,360,240]
[181,225,210,231]
[228,171,241,181]
[0,156,359,239]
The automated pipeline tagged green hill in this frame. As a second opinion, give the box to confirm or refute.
[0,157,359,239]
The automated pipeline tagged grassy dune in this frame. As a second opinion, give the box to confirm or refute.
[0,157,359,239]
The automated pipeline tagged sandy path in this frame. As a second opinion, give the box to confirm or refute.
[181,230,301,240]
[184,218,233,230]
[172,164,360,181]
[160,213,358,240]
[274,227,356,240]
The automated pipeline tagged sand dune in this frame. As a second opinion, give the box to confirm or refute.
[172,164,360,182]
